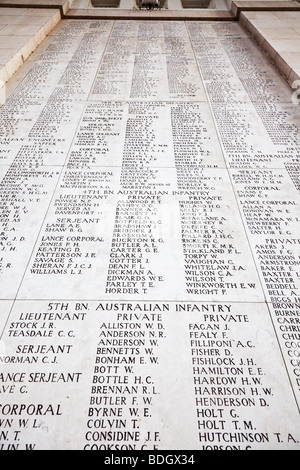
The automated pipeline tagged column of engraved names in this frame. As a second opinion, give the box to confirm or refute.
[0,19,97,163]
[189,22,299,166]
[24,54,89,276]
[28,102,126,281]
[27,21,110,159]
[28,172,107,278]
[219,31,299,154]
[282,163,300,391]
[85,303,167,450]
[4,22,116,292]
[0,34,74,287]
[130,23,164,100]
[187,22,284,169]
[91,21,137,99]
[285,162,300,193]
[163,21,202,100]
[188,22,300,401]
[0,21,115,449]
[0,157,59,289]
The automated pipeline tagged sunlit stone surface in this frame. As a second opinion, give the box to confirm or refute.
[0,16,300,450]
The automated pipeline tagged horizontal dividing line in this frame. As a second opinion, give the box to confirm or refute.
[1,1,300,21]
[10,298,270,303]
[0,165,291,170]
[0,1,65,15]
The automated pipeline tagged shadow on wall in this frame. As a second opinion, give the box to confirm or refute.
[90,0,122,6]
[135,0,166,9]
[180,0,231,8]
[89,0,168,7]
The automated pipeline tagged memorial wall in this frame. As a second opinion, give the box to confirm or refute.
[0,17,300,451]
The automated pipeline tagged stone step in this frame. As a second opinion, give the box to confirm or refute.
[64,7,235,18]
[0,0,69,14]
